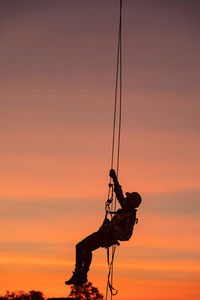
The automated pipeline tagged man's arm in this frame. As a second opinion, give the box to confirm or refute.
[109,169,125,208]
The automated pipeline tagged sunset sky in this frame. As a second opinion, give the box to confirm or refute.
[0,0,200,299]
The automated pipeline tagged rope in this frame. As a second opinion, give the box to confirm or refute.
[110,0,122,174]
[106,1,123,299]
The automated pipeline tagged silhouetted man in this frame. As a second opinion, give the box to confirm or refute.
[65,169,142,286]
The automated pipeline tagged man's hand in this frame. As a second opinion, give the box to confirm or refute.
[109,169,117,180]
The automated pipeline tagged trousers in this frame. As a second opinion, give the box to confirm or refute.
[75,228,116,274]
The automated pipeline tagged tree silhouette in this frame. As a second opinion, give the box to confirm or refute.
[68,282,104,300]
[0,291,44,300]
[0,284,104,300]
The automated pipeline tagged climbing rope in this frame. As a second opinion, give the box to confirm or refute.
[105,0,123,299]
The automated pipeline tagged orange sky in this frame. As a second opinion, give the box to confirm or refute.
[0,1,200,299]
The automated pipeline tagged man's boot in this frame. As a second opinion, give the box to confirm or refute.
[65,270,87,286]
[75,271,88,286]
[65,271,79,285]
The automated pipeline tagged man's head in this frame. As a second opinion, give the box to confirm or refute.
[125,192,142,209]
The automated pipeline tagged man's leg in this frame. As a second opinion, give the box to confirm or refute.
[76,231,103,272]
[82,252,92,274]
[65,231,103,285]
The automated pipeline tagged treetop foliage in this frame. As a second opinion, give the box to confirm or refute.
[0,291,44,300]
[0,282,104,300]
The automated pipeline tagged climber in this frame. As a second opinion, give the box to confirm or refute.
[65,169,142,286]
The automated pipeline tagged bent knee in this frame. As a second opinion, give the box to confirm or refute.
[76,241,85,252]
[76,242,90,255]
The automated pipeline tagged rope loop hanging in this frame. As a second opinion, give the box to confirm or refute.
[105,0,123,299]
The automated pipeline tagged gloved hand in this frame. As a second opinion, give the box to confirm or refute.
[109,169,117,180]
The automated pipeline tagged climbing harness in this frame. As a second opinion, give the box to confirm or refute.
[105,0,123,299]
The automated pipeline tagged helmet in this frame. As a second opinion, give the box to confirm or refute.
[125,192,142,208]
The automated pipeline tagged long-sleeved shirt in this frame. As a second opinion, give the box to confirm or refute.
[108,179,137,241]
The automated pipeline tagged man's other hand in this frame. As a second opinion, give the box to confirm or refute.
[109,169,117,180]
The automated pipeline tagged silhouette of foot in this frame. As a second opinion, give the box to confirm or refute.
[65,271,88,286]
